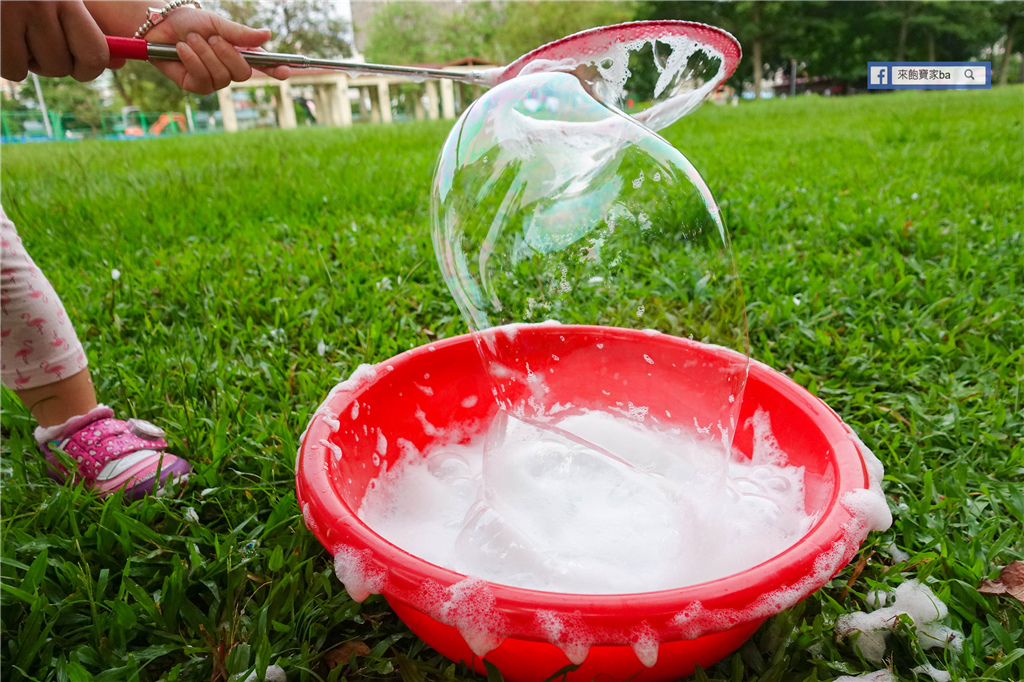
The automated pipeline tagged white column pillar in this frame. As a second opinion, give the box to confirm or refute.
[440,78,456,119]
[425,81,440,120]
[276,81,297,129]
[331,78,352,127]
[357,86,369,122]
[376,81,392,124]
[312,85,329,125]
[368,87,380,124]
[413,90,425,121]
[217,87,238,133]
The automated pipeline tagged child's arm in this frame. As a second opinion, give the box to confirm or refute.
[0,1,287,92]
[85,1,289,94]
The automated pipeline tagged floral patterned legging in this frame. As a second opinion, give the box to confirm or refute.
[1,207,88,390]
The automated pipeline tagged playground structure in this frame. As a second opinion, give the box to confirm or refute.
[1,108,206,143]
[134,113,188,136]
[217,58,492,132]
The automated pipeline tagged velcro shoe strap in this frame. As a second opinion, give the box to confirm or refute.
[58,418,168,481]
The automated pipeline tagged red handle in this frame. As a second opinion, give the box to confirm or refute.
[106,36,150,61]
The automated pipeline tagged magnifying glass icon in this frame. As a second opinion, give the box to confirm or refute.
[964,68,975,80]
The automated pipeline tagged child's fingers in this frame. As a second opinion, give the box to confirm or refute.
[255,65,292,81]
[152,59,189,91]
[245,48,290,81]
[208,17,271,49]
[207,35,253,82]
[171,40,214,94]
[184,32,232,92]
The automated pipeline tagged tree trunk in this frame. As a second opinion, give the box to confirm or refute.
[752,3,762,100]
[999,19,1017,85]
[896,10,910,62]
[111,71,132,107]
[753,39,763,99]
[927,33,935,63]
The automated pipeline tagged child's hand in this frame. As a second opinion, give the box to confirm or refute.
[144,6,290,95]
[0,1,118,82]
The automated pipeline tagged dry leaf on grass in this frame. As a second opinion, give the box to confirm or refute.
[977,560,1024,605]
[324,641,372,669]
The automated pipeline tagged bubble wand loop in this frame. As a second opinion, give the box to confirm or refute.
[105,19,740,108]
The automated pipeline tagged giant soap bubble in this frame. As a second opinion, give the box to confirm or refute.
[432,71,747,449]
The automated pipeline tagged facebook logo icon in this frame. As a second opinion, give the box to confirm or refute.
[869,65,889,87]
[868,61,990,89]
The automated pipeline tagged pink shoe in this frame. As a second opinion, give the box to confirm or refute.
[35,405,191,500]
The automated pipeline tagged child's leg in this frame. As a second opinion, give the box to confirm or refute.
[1,207,92,415]
[14,367,98,428]
[1,207,190,498]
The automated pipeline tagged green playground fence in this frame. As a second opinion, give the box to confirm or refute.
[1,109,222,143]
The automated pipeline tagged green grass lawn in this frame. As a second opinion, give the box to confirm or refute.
[2,85,1022,682]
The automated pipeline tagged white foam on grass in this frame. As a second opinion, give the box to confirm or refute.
[833,672,896,682]
[882,541,910,563]
[912,663,952,682]
[238,664,287,682]
[835,580,963,664]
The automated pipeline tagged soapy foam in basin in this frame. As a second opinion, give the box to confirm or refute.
[359,409,817,594]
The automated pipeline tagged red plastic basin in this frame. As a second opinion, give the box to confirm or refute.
[296,325,878,681]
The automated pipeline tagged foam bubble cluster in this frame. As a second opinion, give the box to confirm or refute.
[359,410,816,595]
[836,580,963,664]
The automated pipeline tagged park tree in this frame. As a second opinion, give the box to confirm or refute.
[217,0,352,57]
[866,1,999,63]
[111,62,189,111]
[992,1,1024,84]
[365,0,637,66]
[644,1,1014,92]
[19,77,106,133]
[643,1,806,98]
[364,2,445,64]
[444,1,506,62]
[491,1,638,63]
